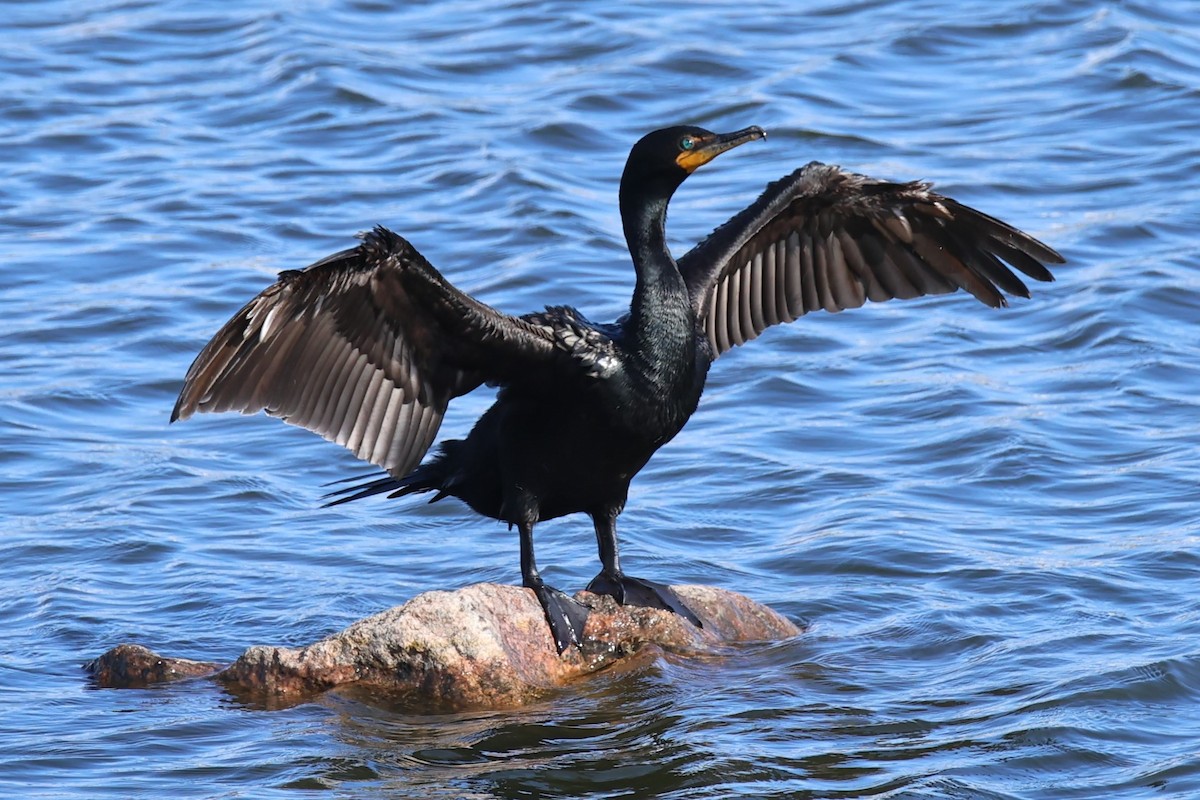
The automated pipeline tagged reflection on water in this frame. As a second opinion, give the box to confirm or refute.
[3,0,1199,797]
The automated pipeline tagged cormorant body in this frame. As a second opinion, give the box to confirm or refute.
[172,125,1062,651]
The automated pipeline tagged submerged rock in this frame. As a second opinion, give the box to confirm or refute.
[84,643,221,687]
[87,583,800,709]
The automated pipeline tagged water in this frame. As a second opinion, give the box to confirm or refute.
[2,0,1198,796]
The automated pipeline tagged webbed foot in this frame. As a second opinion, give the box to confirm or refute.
[586,572,703,629]
[531,583,590,653]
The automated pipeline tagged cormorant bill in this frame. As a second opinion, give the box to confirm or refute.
[172,124,1063,653]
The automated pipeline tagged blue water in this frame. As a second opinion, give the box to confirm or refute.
[3,0,1199,797]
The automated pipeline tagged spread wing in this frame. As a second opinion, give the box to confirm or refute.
[678,162,1064,358]
[172,226,559,479]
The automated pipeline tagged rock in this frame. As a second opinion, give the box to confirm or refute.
[87,583,800,709]
[83,643,221,687]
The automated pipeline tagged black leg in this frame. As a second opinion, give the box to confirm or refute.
[519,521,589,653]
[586,511,702,628]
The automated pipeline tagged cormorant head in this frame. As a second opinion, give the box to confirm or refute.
[622,125,766,199]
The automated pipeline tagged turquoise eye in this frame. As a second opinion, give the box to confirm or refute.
[679,136,695,151]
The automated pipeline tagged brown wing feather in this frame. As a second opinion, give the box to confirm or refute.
[172,226,555,479]
[680,162,1064,358]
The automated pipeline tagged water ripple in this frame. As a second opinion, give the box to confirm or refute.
[2,0,1199,797]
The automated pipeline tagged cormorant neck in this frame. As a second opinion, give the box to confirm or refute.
[619,174,682,293]
[619,172,695,380]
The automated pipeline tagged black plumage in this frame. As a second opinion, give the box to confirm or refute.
[172,125,1062,651]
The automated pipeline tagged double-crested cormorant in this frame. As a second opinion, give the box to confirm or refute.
[173,125,1062,652]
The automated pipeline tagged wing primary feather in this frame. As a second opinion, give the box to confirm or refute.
[271,323,328,419]
[211,343,269,414]
[950,201,1064,267]
[249,317,309,414]
[194,334,257,414]
[987,236,1059,283]
[885,239,954,296]
[948,229,1032,298]
[911,232,1005,307]
[288,334,344,428]
[289,325,346,426]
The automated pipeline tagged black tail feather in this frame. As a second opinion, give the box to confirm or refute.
[322,470,384,488]
[322,458,448,508]
[322,475,409,507]
[324,441,458,508]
